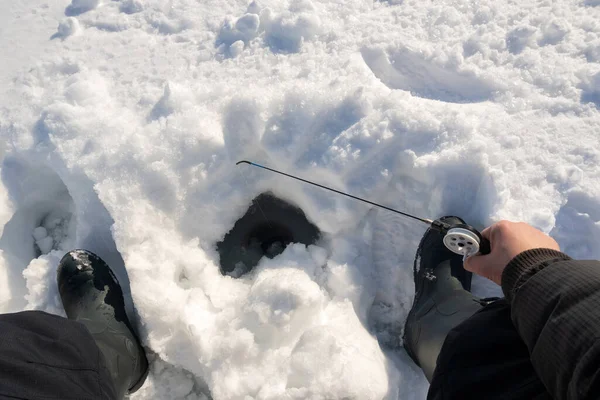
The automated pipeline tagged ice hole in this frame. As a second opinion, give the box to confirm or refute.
[217,192,321,277]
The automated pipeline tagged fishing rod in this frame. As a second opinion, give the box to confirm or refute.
[236,160,490,256]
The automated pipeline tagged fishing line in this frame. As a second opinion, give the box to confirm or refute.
[237,160,432,225]
[236,161,273,229]
[236,160,491,257]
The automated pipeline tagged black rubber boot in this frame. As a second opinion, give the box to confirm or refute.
[57,250,149,399]
[403,216,482,382]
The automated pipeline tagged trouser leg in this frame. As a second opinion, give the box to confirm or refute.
[427,300,549,400]
[0,310,117,400]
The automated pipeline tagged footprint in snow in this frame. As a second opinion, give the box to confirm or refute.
[551,191,600,260]
[361,46,497,104]
[0,157,76,310]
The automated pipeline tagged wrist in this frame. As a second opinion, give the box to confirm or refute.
[501,248,571,303]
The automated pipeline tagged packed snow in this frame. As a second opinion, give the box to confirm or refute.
[1,0,599,399]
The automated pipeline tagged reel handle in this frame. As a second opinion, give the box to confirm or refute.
[478,237,491,255]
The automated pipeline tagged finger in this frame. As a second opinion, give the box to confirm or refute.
[480,226,492,239]
[464,253,487,275]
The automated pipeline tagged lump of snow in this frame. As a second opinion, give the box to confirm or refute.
[235,14,260,37]
[147,14,192,35]
[229,40,245,57]
[506,26,537,54]
[247,0,261,14]
[36,236,54,255]
[63,71,111,108]
[581,72,600,108]
[539,19,570,46]
[242,265,324,346]
[286,301,389,399]
[150,84,176,120]
[120,0,144,14]
[265,12,321,53]
[216,14,260,47]
[289,0,316,13]
[33,221,59,256]
[584,42,600,62]
[55,17,80,39]
[65,0,100,16]
[32,227,48,242]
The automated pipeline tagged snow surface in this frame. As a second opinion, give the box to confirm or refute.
[1,0,600,399]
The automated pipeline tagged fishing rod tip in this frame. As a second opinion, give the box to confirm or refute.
[236,160,251,166]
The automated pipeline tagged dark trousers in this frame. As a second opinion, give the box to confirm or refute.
[0,304,552,399]
[0,311,116,400]
[428,299,551,400]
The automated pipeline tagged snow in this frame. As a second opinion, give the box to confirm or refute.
[0,0,599,399]
[54,17,81,39]
[65,0,100,17]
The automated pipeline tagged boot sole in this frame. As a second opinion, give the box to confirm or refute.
[128,349,150,394]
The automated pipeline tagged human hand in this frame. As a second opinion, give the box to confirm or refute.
[464,221,560,286]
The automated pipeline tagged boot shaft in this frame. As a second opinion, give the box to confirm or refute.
[57,250,149,398]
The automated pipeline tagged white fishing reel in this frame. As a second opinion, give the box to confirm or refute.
[443,227,483,257]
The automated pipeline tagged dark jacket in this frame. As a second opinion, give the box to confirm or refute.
[428,249,600,400]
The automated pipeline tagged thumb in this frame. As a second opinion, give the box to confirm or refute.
[464,225,493,276]
[464,253,489,277]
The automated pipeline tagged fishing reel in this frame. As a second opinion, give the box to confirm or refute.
[430,220,491,258]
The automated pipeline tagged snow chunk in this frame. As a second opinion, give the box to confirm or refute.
[229,40,245,58]
[264,10,321,53]
[235,13,260,38]
[146,12,193,35]
[120,0,144,14]
[242,262,324,346]
[149,82,197,121]
[584,42,600,62]
[472,6,495,24]
[63,70,111,108]
[247,0,261,14]
[65,0,100,16]
[217,1,321,55]
[580,72,600,108]
[55,17,80,39]
[506,26,537,54]
[287,301,388,399]
[23,254,65,316]
[217,14,260,46]
[34,210,73,255]
[134,357,209,399]
[32,227,48,242]
[539,19,570,46]
[36,236,54,255]
[150,84,176,120]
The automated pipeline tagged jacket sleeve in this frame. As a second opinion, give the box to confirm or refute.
[501,249,600,400]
